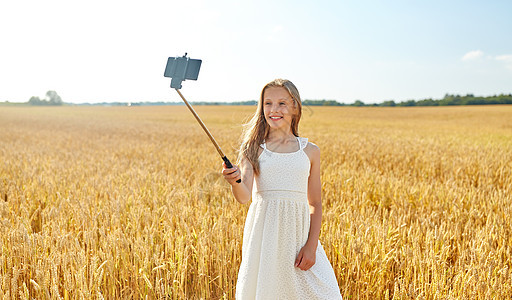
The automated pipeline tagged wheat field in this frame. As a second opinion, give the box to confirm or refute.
[0,105,511,299]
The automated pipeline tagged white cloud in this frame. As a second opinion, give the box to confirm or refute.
[496,54,512,70]
[461,50,484,61]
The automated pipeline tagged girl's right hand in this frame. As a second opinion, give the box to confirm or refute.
[222,162,241,185]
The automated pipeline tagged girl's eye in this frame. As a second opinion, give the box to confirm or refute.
[280,102,286,106]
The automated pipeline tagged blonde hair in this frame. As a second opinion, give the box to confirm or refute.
[238,79,303,176]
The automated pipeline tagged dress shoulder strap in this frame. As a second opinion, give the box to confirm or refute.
[261,137,306,151]
[298,137,309,150]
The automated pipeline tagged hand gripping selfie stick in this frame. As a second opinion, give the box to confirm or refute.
[164,53,241,183]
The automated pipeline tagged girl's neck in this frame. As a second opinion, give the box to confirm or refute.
[266,128,296,143]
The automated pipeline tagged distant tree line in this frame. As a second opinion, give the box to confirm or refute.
[190,100,258,106]
[302,100,341,106]
[28,91,63,106]
[349,93,512,107]
[74,94,512,107]
[6,91,509,107]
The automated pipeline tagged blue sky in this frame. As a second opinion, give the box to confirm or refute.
[1,0,511,104]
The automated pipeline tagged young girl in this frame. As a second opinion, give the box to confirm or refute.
[222,79,342,299]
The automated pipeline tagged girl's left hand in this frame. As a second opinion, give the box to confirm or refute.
[295,243,317,271]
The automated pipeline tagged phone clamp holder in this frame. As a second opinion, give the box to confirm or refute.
[163,53,202,89]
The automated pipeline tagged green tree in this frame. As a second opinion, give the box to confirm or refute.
[46,90,63,105]
[352,100,365,107]
[380,100,396,107]
[398,100,417,106]
[416,98,438,106]
[27,91,63,106]
[28,96,42,105]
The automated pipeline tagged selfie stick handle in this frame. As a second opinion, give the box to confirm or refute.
[175,89,241,183]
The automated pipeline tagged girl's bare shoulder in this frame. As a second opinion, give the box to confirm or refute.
[303,141,320,161]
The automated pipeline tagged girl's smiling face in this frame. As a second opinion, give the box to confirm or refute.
[263,87,297,133]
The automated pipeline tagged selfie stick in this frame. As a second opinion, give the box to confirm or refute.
[164,54,241,183]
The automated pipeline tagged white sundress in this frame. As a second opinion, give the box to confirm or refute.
[236,136,342,300]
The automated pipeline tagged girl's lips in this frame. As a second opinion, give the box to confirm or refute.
[269,116,283,120]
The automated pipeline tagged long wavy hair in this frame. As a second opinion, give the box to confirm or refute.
[238,79,303,176]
